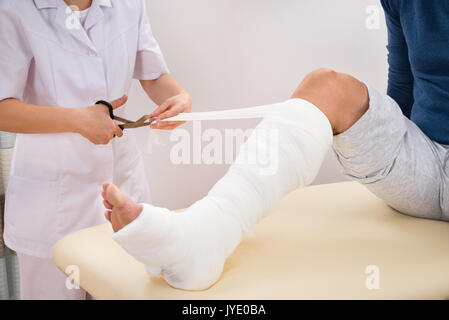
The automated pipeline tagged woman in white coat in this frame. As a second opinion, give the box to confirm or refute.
[0,0,191,299]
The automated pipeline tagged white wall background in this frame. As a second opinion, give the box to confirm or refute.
[125,0,389,209]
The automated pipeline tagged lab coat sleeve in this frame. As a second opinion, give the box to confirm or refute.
[133,0,170,80]
[0,2,33,101]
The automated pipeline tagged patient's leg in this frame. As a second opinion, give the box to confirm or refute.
[103,68,369,290]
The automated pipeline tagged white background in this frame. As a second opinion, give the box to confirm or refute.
[125,0,389,209]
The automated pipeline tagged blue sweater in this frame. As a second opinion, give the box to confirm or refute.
[380,0,449,145]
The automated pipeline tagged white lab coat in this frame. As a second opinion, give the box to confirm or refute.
[0,0,169,258]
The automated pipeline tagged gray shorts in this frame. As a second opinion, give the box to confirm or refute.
[333,84,449,221]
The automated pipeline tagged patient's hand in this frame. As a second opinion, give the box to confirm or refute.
[102,183,143,232]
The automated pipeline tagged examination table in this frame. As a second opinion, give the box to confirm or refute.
[53,182,449,299]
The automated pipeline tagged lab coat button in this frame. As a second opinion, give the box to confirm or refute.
[126,170,133,177]
[88,50,97,57]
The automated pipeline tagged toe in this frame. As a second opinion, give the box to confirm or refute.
[105,183,126,208]
[104,210,112,222]
[103,199,113,210]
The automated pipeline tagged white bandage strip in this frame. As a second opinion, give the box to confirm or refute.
[146,104,278,154]
[112,99,333,290]
[163,103,282,122]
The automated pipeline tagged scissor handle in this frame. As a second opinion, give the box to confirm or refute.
[94,101,153,131]
[95,100,114,119]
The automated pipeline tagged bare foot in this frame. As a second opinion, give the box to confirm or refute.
[102,183,143,232]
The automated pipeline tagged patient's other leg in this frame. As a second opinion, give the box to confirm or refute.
[103,68,369,291]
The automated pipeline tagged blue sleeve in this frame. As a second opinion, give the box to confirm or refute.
[380,0,414,118]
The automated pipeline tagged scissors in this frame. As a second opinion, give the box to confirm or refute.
[96,100,155,130]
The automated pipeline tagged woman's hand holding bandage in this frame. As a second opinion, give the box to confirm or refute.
[150,91,192,130]
[75,95,127,144]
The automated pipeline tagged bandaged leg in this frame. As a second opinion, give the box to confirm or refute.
[107,99,333,290]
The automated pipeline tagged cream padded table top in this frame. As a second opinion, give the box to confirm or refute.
[53,182,449,299]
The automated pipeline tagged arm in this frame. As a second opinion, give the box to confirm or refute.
[140,75,192,130]
[0,97,126,144]
[0,98,79,134]
[133,0,191,130]
[140,74,186,105]
[381,0,414,118]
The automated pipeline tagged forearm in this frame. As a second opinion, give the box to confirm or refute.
[0,98,80,134]
[140,74,187,105]
[386,33,414,117]
[386,75,414,118]
[382,0,414,118]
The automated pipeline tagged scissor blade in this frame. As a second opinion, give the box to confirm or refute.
[119,121,153,130]
[113,116,134,124]
[114,114,155,130]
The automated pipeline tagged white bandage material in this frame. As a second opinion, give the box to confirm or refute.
[165,104,280,121]
[112,99,333,290]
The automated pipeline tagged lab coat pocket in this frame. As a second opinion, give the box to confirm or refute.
[5,175,61,243]
[12,134,64,182]
[62,133,113,183]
